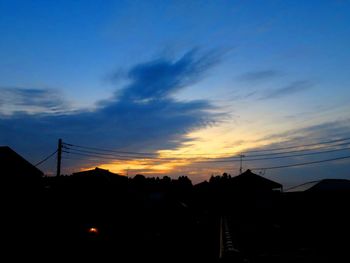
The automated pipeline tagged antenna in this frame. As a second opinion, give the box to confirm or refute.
[239,154,245,174]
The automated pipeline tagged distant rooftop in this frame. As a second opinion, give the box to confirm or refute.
[232,169,283,190]
[286,179,350,192]
[307,179,350,192]
[72,167,125,179]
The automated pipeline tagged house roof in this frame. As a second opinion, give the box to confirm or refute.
[231,169,282,190]
[72,167,127,184]
[306,179,350,192]
[72,167,122,177]
[0,146,43,179]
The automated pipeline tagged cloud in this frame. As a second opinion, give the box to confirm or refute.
[233,119,350,187]
[118,49,220,102]
[254,119,350,150]
[260,80,313,100]
[237,70,282,82]
[0,87,68,115]
[0,50,222,173]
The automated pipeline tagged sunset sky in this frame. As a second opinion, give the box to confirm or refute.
[1,0,350,186]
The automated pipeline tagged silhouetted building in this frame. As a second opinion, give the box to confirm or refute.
[0,146,43,187]
[231,169,283,192]
[72,167,122,178]
[71,167,128,188]
[205,170,284,213]
[306,179,350,192]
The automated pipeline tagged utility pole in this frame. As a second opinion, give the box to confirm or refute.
[56,138,62,177]
[239,154,245,174]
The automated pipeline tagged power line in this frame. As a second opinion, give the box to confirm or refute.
[62,156,90,161]
[196,146,350,163]
[61,137,350,172]
[64,136,350,158]
[250,155,350,171]
[244,141,350,157]
[248,146,350,160]
[64,145,237,161]
[58,137,350,179]
[63,150,125,160]
[35,150,58,166]
[65,147,143,158]
[243,137,350,153]
[64,147,179,160]
[284,180,322,192]
[63,150,163,164]
[63,143,350,165]
[63,142,157,156]
[66,147,238,162]
[62,150,350,175]
[64,140,350,161]
[64,142,238,157]
[64,149,165,161]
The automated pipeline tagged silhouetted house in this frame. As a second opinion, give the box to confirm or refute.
[223,170,283,215]
[0,146,43,187]
[230,169,283,192]
[66,167,128,220]
[72,167,121,178]
[71,167,127,188]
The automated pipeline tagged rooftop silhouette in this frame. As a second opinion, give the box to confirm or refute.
[0,146,43,188]
[1,146,349,262]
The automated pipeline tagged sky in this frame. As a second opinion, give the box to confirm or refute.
[1,0,350,187]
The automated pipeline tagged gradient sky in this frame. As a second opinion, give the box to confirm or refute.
[1,0,350,187]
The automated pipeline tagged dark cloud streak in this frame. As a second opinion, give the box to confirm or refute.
[0,50,222,173]
[0,87,68,114]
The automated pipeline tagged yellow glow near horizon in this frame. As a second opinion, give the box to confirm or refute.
[157,123,285,159]
[73,96,320,178]
[78,122,286,177]
[80,157,194,176]
[76,107,329,179]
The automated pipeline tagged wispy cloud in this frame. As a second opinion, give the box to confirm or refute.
[0,87,68,115]
[243,119,350,186]
[252,119,350,150]
[260,80,313,100]
[237,70,282,82]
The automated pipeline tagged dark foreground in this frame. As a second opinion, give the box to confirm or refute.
[2,174,349,262]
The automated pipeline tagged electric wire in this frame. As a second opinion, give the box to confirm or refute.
[63,136,350,157]
[35,150,58,166]
[250,155,350,171]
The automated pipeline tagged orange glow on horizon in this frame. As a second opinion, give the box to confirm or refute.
[77,125,284,178]
[76,122,312,179]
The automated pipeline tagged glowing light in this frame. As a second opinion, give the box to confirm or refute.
[88,227,99,234]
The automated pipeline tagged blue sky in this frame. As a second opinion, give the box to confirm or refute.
[1,0,350,186]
